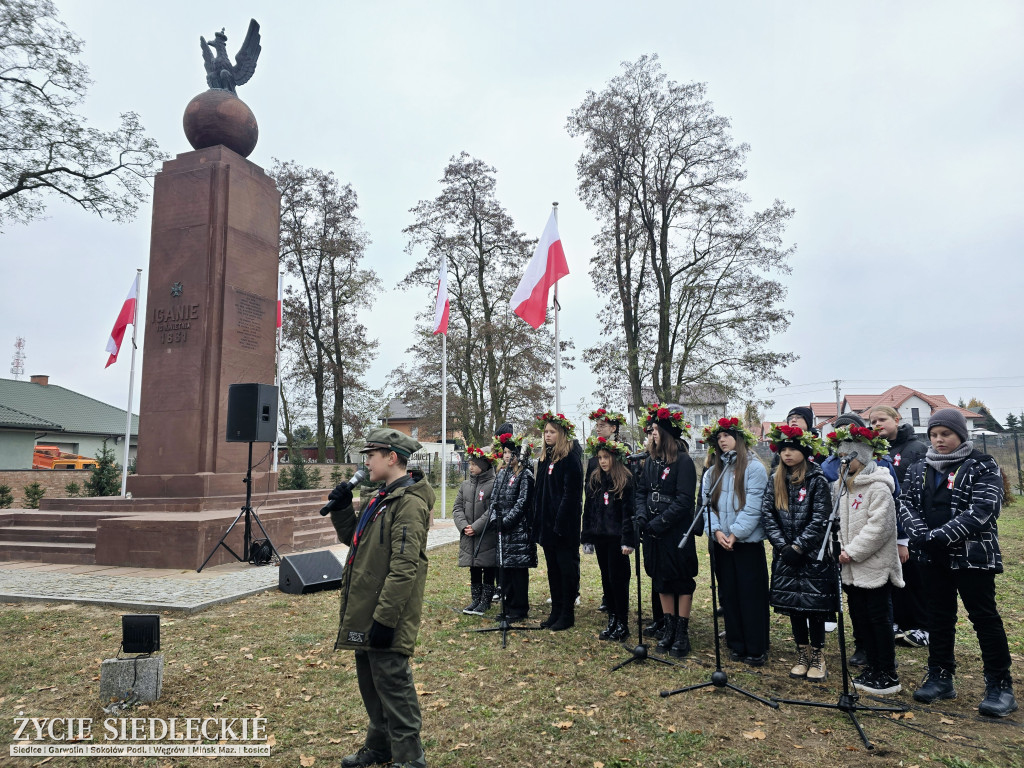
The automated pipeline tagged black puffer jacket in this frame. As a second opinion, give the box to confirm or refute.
[885,423,928,485]
[634,451,697,542]
[761,463,835,615]
[487,464,538,568]
[534,440,584,548]
[898,450,1003,572]
[581,471,635,548]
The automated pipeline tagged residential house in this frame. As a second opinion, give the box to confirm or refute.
[814,385,984,435]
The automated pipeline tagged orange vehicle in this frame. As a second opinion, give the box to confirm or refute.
[32,445,98,471]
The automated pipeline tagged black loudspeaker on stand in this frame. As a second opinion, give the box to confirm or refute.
[198,383,280,572]
[660,462,778,708]
[770,460,905,749]
[279,551,344,594]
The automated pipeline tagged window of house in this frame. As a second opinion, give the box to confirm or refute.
[911,408,920,427]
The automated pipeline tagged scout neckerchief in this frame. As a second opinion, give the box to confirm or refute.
[347,475,413,565]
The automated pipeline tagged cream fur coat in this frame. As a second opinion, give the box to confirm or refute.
[836,467,905,589]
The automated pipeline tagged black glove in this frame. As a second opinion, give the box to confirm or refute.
[327,484,354,509]
[922,533,948,555]
[634,512,649,532]
[646,517,666,537]
[368,620,395,649]
[780,545,804,567]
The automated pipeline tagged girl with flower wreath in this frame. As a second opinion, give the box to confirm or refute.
[453,445,501,615]
[534,411,585,631]
[487,433,538,622]
[582,436,635,641]
[701,417,771,666]
[760,424,834,681]
[586,408,629,613]
[825,425,904,695]
[634,403,698,658]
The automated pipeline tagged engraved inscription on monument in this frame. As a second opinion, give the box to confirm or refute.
[233,289,265,351]
[153,304,201,344]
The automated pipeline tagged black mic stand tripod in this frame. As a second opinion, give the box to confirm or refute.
[771,459,906,749]
[660,459,778,708]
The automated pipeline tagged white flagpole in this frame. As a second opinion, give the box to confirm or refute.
[440,332,447,519]
[272,272,282,473]
[120,268,142,497]
[552,202,561,414]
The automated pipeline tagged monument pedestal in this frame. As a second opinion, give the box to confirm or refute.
[127,145,280,498]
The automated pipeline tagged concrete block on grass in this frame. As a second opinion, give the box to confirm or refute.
[100,655,163,704]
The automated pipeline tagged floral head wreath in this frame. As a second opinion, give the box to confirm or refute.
[466,444,501,468]
[643,403,691,440]
[588,408,627,427]
[585,436,631,462]
[825,425,890,460]
[766,423,825,457]
[534,410,576,439]
[493,432,535,457]
[702,417,757,452]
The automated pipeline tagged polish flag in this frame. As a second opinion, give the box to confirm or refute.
[277,273,283,329]
[432,255,450,335]
[105,274,139,368]
[511,210,568,329]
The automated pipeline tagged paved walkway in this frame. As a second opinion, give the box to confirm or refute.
[0,519,460,613]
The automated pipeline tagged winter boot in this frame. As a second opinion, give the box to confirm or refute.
[848,646,867,667]
[644,615,666,639]
[978,673,1018,718]
[463,584,484,615]
[656,615,678,654]
[790,645,810,678]
[550,604,575,631]
[341,747,392,768]
[670,616,691,658]
[806,646,827,682]
[599,614,618,640]
[913,666,957,703]
[608,616,630,642]
[475,585,495,615]
[540,601,562,628]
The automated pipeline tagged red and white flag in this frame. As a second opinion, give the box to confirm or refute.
[511,210,568,329]
[105,274,139,368]
[276,273,283,330]
[432,255,450,335]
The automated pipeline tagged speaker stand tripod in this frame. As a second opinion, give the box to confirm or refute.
[198,441,279,572]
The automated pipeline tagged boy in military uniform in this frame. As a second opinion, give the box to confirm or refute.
[327,428,435,768]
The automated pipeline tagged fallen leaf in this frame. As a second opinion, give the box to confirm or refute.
[594,762,605,768]
[614,691,628,697]
[300,755,315,767]
[244,654,253,660]
[553,721,574,730]
[793,745,804,749]
[667,725,676,733]
[742,730,766,740]
[940,717,956,725]
[266,735,276,747]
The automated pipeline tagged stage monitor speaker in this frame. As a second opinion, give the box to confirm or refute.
[279,551,344,594]
[226,383,278,443]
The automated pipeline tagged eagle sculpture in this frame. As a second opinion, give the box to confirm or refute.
[200,19,261,93]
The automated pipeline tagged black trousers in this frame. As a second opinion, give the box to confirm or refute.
[354,650,423,762]
[543,544,581,613]
[502,568,530,616]
[790,613,826,648]
[892,557,927,631]
[714,541,770,657]
[593,535,631,621]
[918,562,1011,677]
[469,566,496,587]
[845,583,896,672]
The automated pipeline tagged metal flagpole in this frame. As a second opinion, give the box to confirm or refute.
[120,268,142,497]
[440,332,447,519]
[552,202,560,414]
[272,272,282,473]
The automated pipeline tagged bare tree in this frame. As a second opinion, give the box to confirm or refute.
[0,0,164,228]
[395,153,555,446]
[272,160,380,462]
[568,55,795,412]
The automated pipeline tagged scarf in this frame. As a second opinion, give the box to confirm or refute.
[925,440,973,473]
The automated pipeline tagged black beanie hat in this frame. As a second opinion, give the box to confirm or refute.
[928,408,969,443]
[786,406,815,431]
[833,413,867,429]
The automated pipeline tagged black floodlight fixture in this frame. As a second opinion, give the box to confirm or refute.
[121,614,160,654]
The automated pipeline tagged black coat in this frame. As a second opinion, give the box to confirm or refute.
[534,441,584,548]
[761,463,835,615]
[634,450,699,592]
[885,423,928,485]
[582,471,635,547]
[487,465,538,569]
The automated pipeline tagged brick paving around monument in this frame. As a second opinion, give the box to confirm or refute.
[0,519,460,613]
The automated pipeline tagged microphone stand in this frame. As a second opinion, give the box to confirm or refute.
[771,459,906,748]
[660,458,777,708]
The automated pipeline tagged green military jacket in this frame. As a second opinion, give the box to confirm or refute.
[330,470,435,656]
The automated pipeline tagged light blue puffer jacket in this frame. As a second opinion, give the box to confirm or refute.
[701,455,769,543]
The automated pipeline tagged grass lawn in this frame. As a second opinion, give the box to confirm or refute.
[1,504,1022,767]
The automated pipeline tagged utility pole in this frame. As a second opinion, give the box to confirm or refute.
[833,379,842,420]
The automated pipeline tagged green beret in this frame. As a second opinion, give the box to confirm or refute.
[360,427,422,458]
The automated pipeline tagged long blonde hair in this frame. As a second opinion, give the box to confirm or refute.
[709,440,749,513]
[540,423,572,464]
[772,455,807,511]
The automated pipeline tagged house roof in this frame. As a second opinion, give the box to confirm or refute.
[0,404,61,430]
[0,377,138,435]
[810,401,837,418]
[636,384,729,409]
[382,397,419,421]
[845,385,980,421]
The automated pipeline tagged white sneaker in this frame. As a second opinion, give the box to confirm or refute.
[824,621,837,633]
[902,629,929,647]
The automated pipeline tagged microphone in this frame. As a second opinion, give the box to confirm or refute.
[319,467,369,516]
[840,457,851,465]
[627,451,649,462]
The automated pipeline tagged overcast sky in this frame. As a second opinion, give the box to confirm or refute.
[3,0,1023,433]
